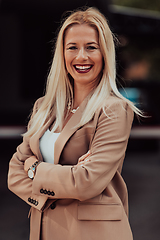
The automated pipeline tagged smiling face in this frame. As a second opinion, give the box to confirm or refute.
[64,24,103,90]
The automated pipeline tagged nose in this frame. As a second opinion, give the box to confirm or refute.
[76,48,88,60]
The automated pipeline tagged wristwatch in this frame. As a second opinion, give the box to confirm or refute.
[28,160,41,179]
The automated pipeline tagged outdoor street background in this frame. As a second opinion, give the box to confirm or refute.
[0,1,160,239]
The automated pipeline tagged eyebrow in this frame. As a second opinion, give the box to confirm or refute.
[86,42,99,45]
[66,42,99,46]
[66,43,76,46]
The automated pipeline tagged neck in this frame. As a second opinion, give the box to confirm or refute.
[73,84,94,108]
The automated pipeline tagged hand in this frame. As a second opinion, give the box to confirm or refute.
[77,150,91,166]
[24,156,38,173]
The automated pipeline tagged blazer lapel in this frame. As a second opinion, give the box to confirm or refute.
[30,95,89,164]
[54,97,89,165]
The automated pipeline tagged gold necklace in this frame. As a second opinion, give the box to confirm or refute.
[67,100,79,114]
[70,106,79,113]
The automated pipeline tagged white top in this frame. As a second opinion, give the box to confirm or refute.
[39,129,60,164]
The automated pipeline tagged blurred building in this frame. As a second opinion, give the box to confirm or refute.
[109,5,160,125]
[1,1,160,126]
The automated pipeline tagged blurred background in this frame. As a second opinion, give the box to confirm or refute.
[0,0,160,239]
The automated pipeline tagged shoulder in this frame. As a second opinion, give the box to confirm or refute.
[30,96,45,117]
[33,97,45,111]
[28,97,45,123]
[97,95,134,123]
[105,95,128,108]
[106,95,133,112]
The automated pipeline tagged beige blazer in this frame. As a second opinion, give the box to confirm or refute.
[8,95,134,240]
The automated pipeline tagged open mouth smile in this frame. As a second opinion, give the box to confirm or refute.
[74,65,93,73]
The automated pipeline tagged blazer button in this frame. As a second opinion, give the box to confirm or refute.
[33,200,36,205]
[47,191,51,195]
[50,202,56,210]
[28,197,31,202]
[44,189,47,194]
[40,189,44,194]
[35,201,38,206]
[30,199,33,203]
[50,191,55,196]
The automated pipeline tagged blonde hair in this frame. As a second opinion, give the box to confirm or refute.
[24,7,141,137]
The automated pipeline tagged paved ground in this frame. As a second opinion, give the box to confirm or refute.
[0,138,160,240]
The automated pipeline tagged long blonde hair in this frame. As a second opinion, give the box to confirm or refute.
[24,7,141,137]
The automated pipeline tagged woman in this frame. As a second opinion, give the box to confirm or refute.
[8,7,140,240]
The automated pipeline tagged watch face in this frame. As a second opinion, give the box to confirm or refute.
[28,169,34,179]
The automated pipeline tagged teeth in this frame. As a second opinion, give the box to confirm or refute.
[75,65,92,70]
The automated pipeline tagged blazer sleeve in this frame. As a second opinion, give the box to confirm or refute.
[8,98,48,211]
[32,99,134,201]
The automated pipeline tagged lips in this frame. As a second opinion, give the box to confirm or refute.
[74,64,93,73]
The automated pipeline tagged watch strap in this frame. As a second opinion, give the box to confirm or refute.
[28,160,42,179]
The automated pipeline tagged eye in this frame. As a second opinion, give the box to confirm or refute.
[67,46,77,50]
[87,45,97,50]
